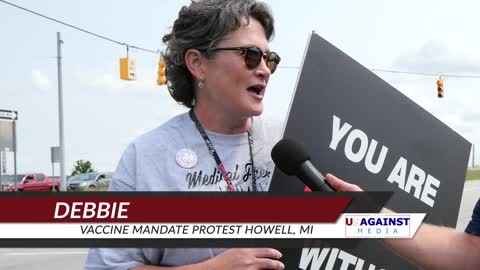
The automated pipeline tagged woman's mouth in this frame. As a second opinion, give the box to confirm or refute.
[247,85,265,99]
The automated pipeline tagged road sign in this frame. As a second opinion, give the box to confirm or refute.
[51,146,61,163]
[0,121,14,151]
[0,110,18,121]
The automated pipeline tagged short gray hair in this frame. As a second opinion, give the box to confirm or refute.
[162,0,275,108]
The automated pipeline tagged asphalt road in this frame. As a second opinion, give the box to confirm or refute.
[456,180,480,230]
[0,180,478,270]
[0,248,87,269]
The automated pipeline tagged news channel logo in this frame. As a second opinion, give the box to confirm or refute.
[344,214,411,238]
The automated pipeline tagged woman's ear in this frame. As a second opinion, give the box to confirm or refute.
[184,49,206,81]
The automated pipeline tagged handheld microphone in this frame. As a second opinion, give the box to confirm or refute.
[271,138,335,192]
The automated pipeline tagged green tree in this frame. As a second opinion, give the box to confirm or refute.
[71,160,95,176]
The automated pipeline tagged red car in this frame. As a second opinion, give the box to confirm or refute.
[2,173,60,192]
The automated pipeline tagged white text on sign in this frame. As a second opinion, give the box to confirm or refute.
[330,115,440,207]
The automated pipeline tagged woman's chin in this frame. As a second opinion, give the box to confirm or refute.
[249,106,263,117]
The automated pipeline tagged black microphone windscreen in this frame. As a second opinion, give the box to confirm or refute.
[271,138,310,175]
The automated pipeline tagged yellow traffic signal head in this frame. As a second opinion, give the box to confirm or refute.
[120,57,137,81]
[157,77,167,85]
[157,59,167,86]
[159,59,166,69]
[437,79,444,98]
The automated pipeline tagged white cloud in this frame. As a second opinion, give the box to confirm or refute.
[31,70,53,92]
[90,73,128,91]
[375,40,480,152]
[392,40,480,74]
[88,73,163,96]
[76,60,162,95]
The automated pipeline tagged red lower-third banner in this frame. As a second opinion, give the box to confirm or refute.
[0,192,351,223]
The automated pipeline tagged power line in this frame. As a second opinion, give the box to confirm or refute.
[0,0,159,54]
[3,0,480,79]
[278,66,480,79]
[370,68,480,78]
[370,68,436,77]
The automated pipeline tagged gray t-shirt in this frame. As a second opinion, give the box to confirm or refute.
[84,112,282,269]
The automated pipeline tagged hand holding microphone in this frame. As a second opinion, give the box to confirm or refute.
[324,173,363,192]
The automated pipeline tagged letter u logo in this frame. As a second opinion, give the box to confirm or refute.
[346,218,353,226]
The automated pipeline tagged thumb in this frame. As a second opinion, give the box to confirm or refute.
[325,173,363,192]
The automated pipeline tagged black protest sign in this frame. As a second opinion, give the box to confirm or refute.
[269,33,471,270]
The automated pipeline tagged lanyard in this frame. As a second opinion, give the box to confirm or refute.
[189,109,257,192]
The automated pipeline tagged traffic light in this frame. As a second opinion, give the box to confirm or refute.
[437,79,444,98]
[120,57,136,81]
[157,59,167,86]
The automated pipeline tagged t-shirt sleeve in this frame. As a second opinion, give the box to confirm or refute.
[109,143,137,191]
[260,115,284,150]
[84,143,163,269]
[465,198,480,236]
[84,248,163,270]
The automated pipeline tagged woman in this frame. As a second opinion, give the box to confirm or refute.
[85,0,285,269]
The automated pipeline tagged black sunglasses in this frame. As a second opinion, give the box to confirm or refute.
[209,46,281,74]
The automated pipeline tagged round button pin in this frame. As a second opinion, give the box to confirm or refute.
[176,148,198,169]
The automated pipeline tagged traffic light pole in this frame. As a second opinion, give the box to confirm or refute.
[13,119,17,191]
[473,144,475,168]
[57,32,66,191]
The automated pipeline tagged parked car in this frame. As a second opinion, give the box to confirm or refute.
[67,172,112,191]
[1,173,60,192]
[1,175,23,191]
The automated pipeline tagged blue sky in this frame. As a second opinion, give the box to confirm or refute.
[1,0,479,175]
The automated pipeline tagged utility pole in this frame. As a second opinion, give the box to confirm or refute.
[57,32,66,191]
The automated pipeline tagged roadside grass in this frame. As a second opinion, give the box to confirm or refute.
[77,185,109,191]
[95,185,109,191]
[466,169,480,181]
